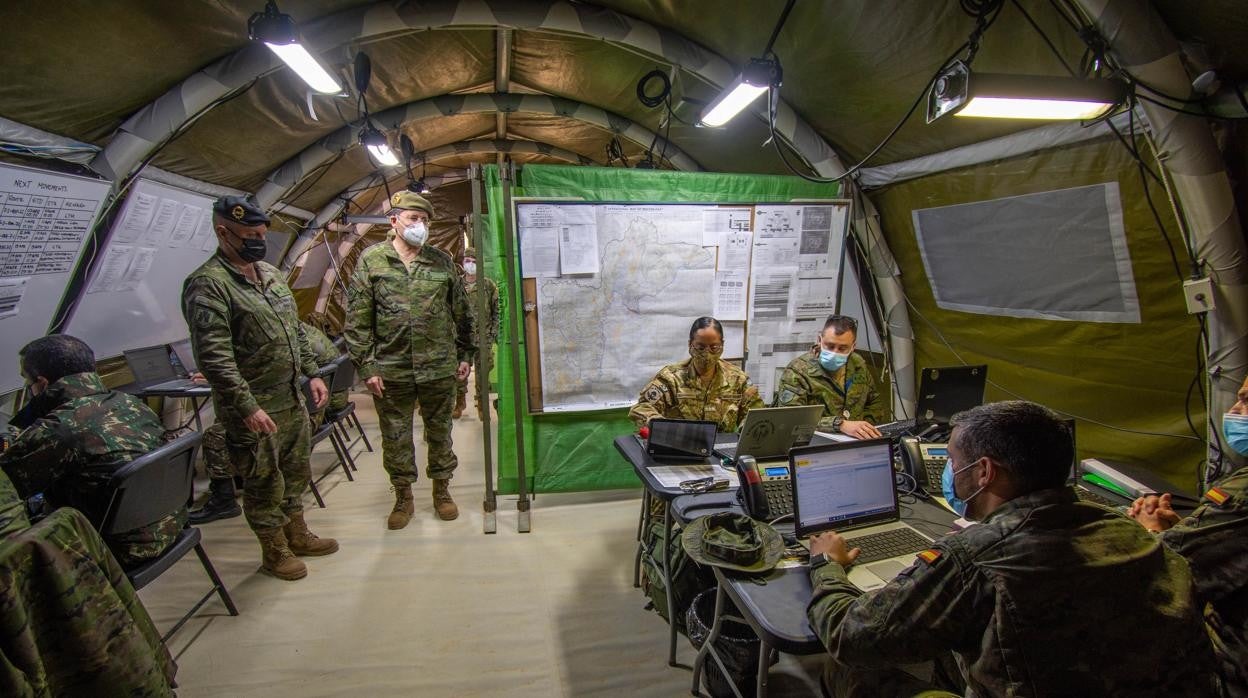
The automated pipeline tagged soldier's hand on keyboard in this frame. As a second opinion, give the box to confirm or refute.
[840,420,882,440]
[810,531,861,566]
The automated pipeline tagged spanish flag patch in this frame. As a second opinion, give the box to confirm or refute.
[1204,487,1231,506]
[917,549,942,564]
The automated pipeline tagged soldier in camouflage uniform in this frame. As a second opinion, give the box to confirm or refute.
[182,196,337,581]
[1128,375,1248,696]
[629,317,763,433]
[774,314,886,439]
[0,334,184,568]
[0,468,28,538]
[807,401,1220,697]
[455,247,500,420]
[345,191,473,528]
[190,320,347,525]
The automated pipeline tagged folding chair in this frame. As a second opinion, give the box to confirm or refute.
[323,355,372,462]
[99,431,238,642]
[301,365,353,509]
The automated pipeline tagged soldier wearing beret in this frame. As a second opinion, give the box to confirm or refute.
[344,191,473,529]
[454,246,500,420]
[774,314,887,439]
[181,196,338,581]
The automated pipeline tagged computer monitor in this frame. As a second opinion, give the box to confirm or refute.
[791,439,898,538]
[915,365,988,426]
[123,345,177,383]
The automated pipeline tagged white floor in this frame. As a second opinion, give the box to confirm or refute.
[138,391,822,697]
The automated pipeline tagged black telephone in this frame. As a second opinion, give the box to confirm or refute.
[734,455,794,521]
[897,437,951,494]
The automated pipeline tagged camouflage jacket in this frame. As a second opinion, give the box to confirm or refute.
[0,372,181,565]
[774,350,888,430]
[345,238,473,383]
[182,252,320,419]
[808,487,1220,696]
[628,357,764,433]
[1161,465,1248,694]
[0,469,28,538]
[465,276,501,347]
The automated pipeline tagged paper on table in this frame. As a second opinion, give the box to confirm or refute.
[814,431,858,443]
[648,464,740,489]
[112,193,158,244]
[702,206,752,245]
[717,230,752,270]
[713,269,748,321]
[520,226,560,278]
[0,276,28,320]
[558,224,599,274]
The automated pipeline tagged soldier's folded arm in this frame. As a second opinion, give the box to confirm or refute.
[807,546,984,667]
[186,281,261,417]
[343,264,379,380]
[0,423,76,496]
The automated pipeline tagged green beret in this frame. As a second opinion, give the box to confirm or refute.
[389,191,434,217]
[213,195,270,226]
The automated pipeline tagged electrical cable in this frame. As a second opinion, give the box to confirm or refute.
[1010,0,1078,77]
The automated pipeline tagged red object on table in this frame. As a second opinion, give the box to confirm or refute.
[639,426,650,439]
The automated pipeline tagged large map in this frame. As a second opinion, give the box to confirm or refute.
[532,205,716,411]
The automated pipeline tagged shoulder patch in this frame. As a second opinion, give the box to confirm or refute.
[643,385,665,403]
[1204,487,1231,506]
[777,388,796,404]
[916,549,942,564]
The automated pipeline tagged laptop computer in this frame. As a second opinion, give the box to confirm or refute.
[169,338,197,374]
[645,418,718,462]
[791,439,935,590]
[875,364,989,438]
[714,405,824,462]
[123,344,202,392]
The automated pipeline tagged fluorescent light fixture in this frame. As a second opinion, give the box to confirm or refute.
[927,61,1125,123]
[699,58,782,127]
[408,179,431,194]
[248,1,342,95]
[360,126,400,166]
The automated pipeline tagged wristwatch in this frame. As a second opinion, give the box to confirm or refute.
[831,415,845,431]
[809,552,833,570]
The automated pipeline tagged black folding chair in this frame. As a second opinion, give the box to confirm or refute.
[99,431,238,642]
[323,355,372,463]
[301,364,353,509]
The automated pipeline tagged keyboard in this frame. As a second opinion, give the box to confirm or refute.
[1075,485,1122,509]
[875,419,917,438]
[762,479,793,518]
[845,527,931,564]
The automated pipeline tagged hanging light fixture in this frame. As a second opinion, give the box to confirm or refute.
[248,1,342,94]
[699,59,783,127]
[360,125,399,166]
[927,61,1126,123]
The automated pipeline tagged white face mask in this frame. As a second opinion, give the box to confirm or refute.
[401,221,428,246]
[463,261,477,276]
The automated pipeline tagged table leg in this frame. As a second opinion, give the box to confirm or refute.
[634,489,650,589]
[191,397,205,432]
[691,585,746,698]
[756,639,772,698]
[663,500,679,667]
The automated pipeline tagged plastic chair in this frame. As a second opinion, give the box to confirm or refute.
[99,431,238,642]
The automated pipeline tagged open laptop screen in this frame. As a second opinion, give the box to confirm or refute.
[124,345,177,383]
[791,439,897,538]
[169,338,197,373]
[916,365,987,426]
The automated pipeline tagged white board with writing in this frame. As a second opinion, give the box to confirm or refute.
[0,162,109,394]
[66,178,218,361]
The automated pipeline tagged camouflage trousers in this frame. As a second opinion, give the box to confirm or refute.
[373,375,458,486]
[223,403,313,531]
[821,657,962,698]
[201,390,347,481]
[107,508,188,569]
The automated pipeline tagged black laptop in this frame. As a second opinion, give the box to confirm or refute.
[876,364,988,438]
[123,344,203,393]
[644,418,718,462]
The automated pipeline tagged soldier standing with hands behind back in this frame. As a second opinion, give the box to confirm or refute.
[183,196,338,581]
[345,191,473,530]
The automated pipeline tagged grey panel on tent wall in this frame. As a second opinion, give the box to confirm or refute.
[911,183,1140,323]
[263,230,293,267]
[291,243,332,290]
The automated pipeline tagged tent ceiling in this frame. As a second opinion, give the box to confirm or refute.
[1,1,1244,211]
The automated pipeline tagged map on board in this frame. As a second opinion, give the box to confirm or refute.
[524,204,717,411]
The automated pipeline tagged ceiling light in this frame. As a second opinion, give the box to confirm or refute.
[407,179,431,194]
[360,126,399,166]
[927,61,1126,123]
[699,58,783,127]
[248,1,342,94]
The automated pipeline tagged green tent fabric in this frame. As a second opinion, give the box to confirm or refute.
[483,164,839,494]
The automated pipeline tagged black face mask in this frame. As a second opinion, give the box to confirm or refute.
[228,230,267,263]
[11,388,55,430]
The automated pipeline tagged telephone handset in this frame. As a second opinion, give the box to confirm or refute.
[898,436,950,493]
[734,455,794,521]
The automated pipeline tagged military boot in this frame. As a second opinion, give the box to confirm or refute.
[432,479,459,521]
[283,510,339,556]
[189,477,242,525]
[388,484,415,530]
[452,392,466,419]
[255,527,307,580]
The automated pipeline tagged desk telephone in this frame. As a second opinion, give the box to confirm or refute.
[897,437,950,494]
[734,455,793,520]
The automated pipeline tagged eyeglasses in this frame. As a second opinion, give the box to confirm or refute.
[691,344,724,354]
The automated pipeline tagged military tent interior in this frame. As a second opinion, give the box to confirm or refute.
[0,0,1246,695]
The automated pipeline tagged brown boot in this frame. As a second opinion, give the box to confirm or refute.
[283,510,339,556]
[387,485,415,530]
[433,479,459,521]
[452,392,466,419]
[256,527,307,580]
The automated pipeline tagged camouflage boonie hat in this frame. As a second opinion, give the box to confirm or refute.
[389,190,434,217]
[682,513,783,573]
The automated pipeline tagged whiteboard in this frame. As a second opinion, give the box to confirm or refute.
[0,162,110,394]
[65,178,219,360]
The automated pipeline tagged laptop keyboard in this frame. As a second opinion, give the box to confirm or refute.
[847,528,931,564]
[875,419,917,438]
[1076,485,1121,509]
[762,480,793,518]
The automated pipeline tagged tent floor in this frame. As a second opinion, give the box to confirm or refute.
[139,390,823,696]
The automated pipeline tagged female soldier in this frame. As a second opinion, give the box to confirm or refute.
[628,316,763,432]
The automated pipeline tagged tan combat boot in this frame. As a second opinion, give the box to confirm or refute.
[432,479,459,521]
[283,510,339,556]
[452,392,466,419]
[256,527,307,580]
[388,484,415,530]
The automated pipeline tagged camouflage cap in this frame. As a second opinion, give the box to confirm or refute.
[389,191,434,217]
[213,195,270,226]
[463,247,478,259]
